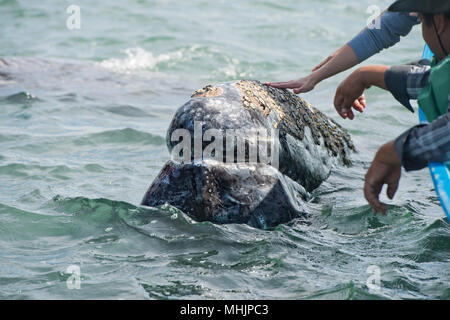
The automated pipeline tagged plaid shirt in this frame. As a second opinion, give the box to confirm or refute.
[385,60,450,171]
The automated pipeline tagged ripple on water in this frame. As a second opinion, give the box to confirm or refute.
[102,105,155,118]
[3,92,40,103]
[0,0,448,300]
[72,128,165,146]
[0,163,74,180]
[0,191,448,299]
[403,219,450,263]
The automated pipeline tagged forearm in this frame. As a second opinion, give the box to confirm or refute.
[357,65,389,90]
[375,140,401,165]
[314,11,419,83]
[311,44,359,83]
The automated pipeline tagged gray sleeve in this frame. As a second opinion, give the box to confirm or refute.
[406,63,431,100]
[348,11,420,63]
[394,106,450,171]
[385,64,414,112]
[384,60,431,112]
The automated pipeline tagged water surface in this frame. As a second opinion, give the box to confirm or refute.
[0,0,448,299]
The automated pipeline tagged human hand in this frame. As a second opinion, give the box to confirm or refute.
[334,69,368,120]
[335,65,388,119]
[265,74,318,94]
[364,141,402,215]
[353,94,366,114]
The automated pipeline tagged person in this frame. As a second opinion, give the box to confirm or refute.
[267,0,450,214]
[334,0,450,214]
[266,8,420,119]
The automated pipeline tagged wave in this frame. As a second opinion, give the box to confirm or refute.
[101,105,154,118]
[98,47,184,73]
[72,127,165,146]
[0,91,40,103]
[0,133,30,143]
[0,162,106,180]
[4,128,165,155]
[0,163,72,178]
[1,194,449,300]
[97,46,248,80]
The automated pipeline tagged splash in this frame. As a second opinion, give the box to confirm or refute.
[98,47,183,73]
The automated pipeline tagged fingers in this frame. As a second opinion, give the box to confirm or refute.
[338,107,351,119]
[264,84,306,94]
[336,95,366,119]
[334,84,360,120]
[264,81,296,89]
[334,93,347,119]
[358,95,366,108]
[267,76,316,94]
[364,148,401,215]
[386,179,399,200]
[294,85,311,94]
[364,169,383,213]
[364,180,387,214]
[347,109,355,120]
[352,99,365,113]
[336,105,350,119]
[376,202,388,215]
[338,104,354,119]
[335,97,355,120]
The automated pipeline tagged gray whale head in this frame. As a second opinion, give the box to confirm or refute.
[142,80,355,229]
[142,160,310,229]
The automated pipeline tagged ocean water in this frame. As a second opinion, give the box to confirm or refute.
[0,0,449,300]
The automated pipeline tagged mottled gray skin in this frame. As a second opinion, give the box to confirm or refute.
[142,160,310,229]
[142,80,354,229]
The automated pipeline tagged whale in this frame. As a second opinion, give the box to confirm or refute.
[141,80,355,229]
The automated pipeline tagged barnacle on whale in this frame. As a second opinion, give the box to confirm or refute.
[235,80,354,165]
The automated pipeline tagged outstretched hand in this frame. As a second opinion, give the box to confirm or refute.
[266,44,361,97]
[364,141,402,215]
[265,52,332,94]
[265,75,318,94]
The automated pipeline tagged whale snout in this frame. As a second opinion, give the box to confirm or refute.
[142,160,310,229]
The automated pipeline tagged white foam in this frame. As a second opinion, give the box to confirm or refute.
[98,47,183,73]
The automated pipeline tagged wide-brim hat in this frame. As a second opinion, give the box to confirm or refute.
[389,0,450,13]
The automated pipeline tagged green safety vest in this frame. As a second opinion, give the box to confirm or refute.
[418,55,450,122]
[418,55,450,173]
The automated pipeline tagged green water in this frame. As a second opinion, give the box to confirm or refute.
[0,0,448,299]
